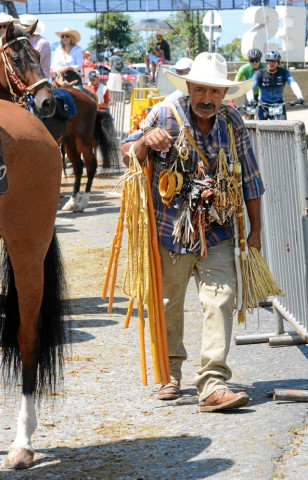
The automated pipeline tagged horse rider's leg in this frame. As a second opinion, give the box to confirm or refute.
[4,242,45,469]
[61,135,83,211]
[73,140,97,212]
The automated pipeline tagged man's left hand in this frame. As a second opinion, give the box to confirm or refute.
[247,229,261,251]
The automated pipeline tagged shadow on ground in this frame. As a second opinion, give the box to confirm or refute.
[0,435,234,480]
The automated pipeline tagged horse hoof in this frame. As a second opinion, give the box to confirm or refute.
[73,203,85,212]
[62,196,78,211]
[73,193,90,212]
[5,447,34,469]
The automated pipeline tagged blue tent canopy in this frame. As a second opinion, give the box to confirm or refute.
[0,0,306,14]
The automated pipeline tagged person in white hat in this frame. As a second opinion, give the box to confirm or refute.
[51,27,83,77]
[164,57,193,101]
[121,52,264,413]
[0,12,19,36]
[19,14,51,78]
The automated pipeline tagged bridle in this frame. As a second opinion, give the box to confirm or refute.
[0,35,49,107]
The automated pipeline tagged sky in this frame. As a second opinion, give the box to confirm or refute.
[37,10,248,53]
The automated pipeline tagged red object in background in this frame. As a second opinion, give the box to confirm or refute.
[228,100,236,108]
[157,58,167,66]
[94,62,140,84]
[82,58,95,74]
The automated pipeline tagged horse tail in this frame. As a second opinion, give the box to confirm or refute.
[0,232,70,397]
[95,110,120,172]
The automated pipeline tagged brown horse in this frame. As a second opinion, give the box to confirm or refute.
[0,22,119,212]
[0,22,55,117]
[0,101,68,469]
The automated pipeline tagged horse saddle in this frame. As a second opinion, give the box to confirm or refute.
[0,127,8,195]
[52,88,77,120]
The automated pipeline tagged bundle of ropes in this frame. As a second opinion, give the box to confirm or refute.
[102,144,170,386]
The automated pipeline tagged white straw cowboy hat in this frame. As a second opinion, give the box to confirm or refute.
[56,26,81,43]
[0,12,19,25]
[165,52,253,100]
[19,14,45,35]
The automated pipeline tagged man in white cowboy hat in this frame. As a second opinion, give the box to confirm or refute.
[0,12,19,35]
[121,52,264,412]
[51,27,82,77]
[19,14,51,78]
[164,57,193,101]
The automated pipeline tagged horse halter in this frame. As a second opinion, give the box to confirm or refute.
[0,35,49,102]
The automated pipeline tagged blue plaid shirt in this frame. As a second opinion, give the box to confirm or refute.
[122,96,264,254]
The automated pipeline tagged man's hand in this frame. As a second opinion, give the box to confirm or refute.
[249,99,257,106]
[247,229,261,251]
[297,97,304,105]
[245,197,262,251]
[141,127,172,153]
[121,127,173,166]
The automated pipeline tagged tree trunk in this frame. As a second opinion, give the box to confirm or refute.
[0,1,19,18]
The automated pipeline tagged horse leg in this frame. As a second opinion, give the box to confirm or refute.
[73,141,97,212]
[61,135,83,211]
[4,246,44,469]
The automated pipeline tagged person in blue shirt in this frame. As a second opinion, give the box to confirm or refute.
[248,50,304,120]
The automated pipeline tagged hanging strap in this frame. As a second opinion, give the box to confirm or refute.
[168,101,210,169]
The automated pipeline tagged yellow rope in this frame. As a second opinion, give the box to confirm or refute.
[122,146,150,308]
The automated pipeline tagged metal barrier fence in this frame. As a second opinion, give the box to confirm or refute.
[246,120,308,340]
[109,90,125,142]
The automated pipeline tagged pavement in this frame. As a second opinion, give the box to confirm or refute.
[0,102,307,480]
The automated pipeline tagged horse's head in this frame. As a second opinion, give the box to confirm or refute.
[0,22,56,117]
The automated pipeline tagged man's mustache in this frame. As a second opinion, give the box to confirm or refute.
[196,102,215,109]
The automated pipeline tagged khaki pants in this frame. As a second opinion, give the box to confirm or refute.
[159,239,236,401]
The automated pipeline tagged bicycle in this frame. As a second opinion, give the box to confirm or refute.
[251,100,303,120]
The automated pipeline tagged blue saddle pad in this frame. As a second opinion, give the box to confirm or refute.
[52,88,77,119]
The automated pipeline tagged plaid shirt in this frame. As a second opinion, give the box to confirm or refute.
[122,96,264,255]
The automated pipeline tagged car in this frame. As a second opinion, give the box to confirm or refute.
[94,62,140,102]
[132,62,147,74]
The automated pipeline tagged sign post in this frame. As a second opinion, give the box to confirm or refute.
[202,10,222,52]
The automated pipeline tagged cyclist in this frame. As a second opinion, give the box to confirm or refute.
[235,48,265,101]
[248,50,304,120]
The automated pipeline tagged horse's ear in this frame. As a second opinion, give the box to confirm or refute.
[4,22,15,43]
[23,21,38,37]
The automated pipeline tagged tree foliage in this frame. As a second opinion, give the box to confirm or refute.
[86,13,145,63]
[218,37,244,62]
[164,10,208,61]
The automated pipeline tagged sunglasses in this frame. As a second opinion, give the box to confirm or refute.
[0,24,9,30]
[61,34,71,39]
[250,59,259,63]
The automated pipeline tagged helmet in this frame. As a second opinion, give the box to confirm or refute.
[265,50,281,62]
[248,48,262,62]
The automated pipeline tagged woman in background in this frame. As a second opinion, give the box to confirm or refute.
[51,26,83,82]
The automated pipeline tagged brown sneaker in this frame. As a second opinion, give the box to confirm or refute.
[157,379,181,400]
[199,388,250,412]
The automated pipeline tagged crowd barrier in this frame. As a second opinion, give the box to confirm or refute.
[246,120,308,341]
[109,89,126,142]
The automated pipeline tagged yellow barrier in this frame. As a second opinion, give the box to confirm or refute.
[129,88,160,128]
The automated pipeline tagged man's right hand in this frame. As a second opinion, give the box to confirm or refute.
[249,99,257,106]
[140,127,173,153]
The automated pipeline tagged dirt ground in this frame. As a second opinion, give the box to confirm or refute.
[1,170,308,480]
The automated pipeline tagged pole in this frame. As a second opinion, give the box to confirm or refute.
[209,11,214,53]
